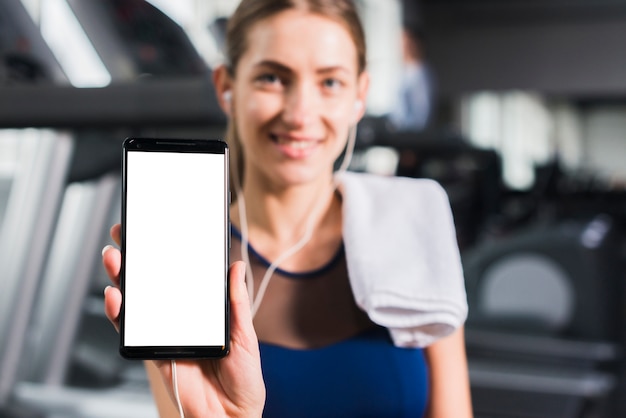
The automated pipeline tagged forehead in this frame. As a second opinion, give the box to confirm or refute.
[239,9,358,73]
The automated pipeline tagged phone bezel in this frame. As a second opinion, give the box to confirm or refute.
[119,137,230,359]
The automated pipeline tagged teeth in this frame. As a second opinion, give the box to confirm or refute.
[277,138,314,149]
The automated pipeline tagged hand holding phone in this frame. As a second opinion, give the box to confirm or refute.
[120,138,230,359]
[103,247,266,417]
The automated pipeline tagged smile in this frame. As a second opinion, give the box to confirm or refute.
[270,134,318,149]
[276,137,316,149]
[270,133,321,158]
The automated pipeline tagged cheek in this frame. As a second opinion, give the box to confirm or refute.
[325,95,356,124]
[244,93,282,126]
[324,102,353,140]
[327,102,358,160]
[235,93,282,145]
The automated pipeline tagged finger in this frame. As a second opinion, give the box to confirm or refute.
[104,285,121,332]
[229,261,258,348]
[223,263,266,409]
[110,224,121,247]
[102,245,121,286]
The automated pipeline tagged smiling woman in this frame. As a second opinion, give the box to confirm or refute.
[217,1,368,193]
[102,0,472,417]
[222,15,365,195]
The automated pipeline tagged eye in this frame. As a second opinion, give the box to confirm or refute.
[257,73,282,85]
[322,78,342,90]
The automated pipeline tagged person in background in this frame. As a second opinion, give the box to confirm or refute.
[389,23,434,132]
[103,0,472,416]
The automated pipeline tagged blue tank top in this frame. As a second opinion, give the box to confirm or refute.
[260,327,429,418]
[231,227,429,417]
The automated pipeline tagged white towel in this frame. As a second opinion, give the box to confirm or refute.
[337,171,468,348]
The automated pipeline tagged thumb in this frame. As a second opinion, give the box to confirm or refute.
[229,261,257,347]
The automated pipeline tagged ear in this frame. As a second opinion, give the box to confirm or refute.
[352,71,370,124]
[213,65,234,116]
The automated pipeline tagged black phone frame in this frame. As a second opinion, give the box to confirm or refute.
[119,137,230,359]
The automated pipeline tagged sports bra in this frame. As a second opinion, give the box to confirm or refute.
[260,327,429,418]
[231,227,429,417]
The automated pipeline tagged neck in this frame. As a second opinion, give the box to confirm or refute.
[233,171,338,246]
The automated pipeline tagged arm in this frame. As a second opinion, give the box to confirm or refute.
[424,327,473,418]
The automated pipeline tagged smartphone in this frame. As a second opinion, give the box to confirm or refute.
[119,138,229,359]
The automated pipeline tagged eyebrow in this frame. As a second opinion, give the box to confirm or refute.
[253,60,351,75]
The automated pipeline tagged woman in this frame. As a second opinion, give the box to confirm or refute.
[103,0,472,416]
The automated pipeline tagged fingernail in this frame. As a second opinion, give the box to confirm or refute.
[102,245,113,256]
[104,285,111,296]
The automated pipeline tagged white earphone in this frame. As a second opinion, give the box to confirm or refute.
[223,90,232,104]
[354,99,364,117]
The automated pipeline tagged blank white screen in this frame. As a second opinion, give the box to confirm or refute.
[124,151,226,347]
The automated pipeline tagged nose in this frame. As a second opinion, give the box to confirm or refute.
[282,83,316,128]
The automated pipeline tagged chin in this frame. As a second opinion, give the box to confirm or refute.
[272,165,331,188]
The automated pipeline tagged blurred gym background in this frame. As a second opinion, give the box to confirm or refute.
[1,0,626,417]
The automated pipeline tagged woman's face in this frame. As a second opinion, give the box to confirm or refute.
[226,9,368,189]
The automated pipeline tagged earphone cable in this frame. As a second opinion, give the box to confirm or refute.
[168,124,358,417]
[238,124,358,317]
[171,359,185,418]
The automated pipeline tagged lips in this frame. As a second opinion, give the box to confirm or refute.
[276,137,315,149]
[270,133,320,158]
